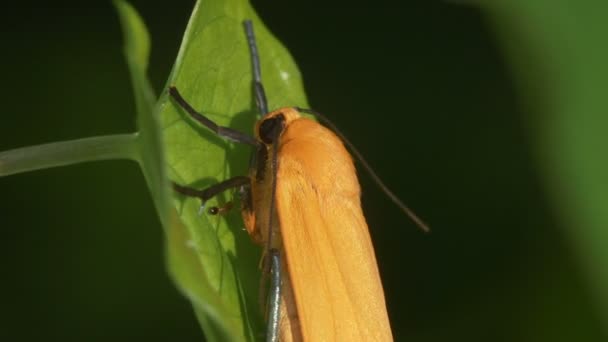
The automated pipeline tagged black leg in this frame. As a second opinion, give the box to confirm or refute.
[168,86,257,146]
[172,176,250,207]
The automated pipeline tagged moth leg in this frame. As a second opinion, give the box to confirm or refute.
[172,176,250,211]
[266,248,281,342]
[207,201,234,216]
[168,86,257,146]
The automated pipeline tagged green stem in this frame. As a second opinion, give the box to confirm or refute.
[0,133,139,177]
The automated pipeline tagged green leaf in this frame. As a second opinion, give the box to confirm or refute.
[114,0,171,228]
[157,0,309,341]
[2,0,308,339]
[480,1,608,328]
[0,134,138,177]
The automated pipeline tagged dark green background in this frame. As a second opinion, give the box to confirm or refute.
[0,1,604,341]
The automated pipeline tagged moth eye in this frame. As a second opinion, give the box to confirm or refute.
[259,114,285,144]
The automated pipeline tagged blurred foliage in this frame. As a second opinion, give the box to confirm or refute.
[0,0,606,341]
[480,0,608,335]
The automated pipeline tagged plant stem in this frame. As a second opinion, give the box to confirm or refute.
[0,133,139,177]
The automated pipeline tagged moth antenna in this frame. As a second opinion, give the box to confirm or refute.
[244,18,279,260]
[295,107,430,233]
[244,20,269,116]
[266,249,282,342]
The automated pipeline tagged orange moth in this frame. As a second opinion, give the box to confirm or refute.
[170,20,427,342]
[245,108,394,341]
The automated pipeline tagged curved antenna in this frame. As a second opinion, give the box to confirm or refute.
[295,107,431,233]
[266,249,282,342]
[244,20,269,116]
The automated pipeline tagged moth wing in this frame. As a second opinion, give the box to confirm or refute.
[275,119,393,341]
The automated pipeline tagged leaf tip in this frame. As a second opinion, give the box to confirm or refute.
[113,0,151,71]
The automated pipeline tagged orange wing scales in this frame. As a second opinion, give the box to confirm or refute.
[276,116,394,341]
